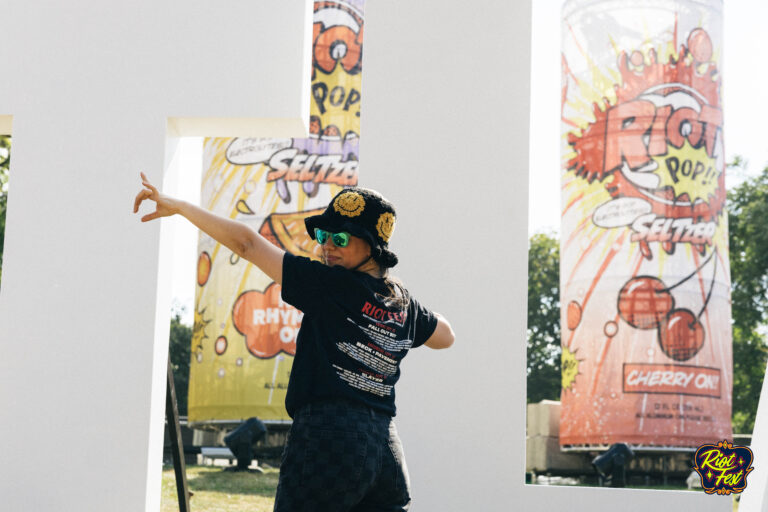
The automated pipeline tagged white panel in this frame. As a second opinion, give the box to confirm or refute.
[362,0,730,510]
[740,360,768,511]
[166,117,308,138]
[0,1,311,510]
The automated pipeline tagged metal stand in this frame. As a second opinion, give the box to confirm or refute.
[167,358,191,512]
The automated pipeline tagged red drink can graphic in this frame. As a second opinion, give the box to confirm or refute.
[560,0,731,446]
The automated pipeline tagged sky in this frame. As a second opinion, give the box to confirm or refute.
[168,137,202,325]
[170,1,765,324]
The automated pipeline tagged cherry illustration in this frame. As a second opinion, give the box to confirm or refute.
[657,309,705,361]
[618,276,674,329]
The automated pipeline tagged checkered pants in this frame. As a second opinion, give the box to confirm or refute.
[273,399,411,512]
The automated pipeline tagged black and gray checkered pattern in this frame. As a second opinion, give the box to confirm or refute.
[273,399,411,512]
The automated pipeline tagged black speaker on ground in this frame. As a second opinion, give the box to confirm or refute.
[592,443,634,487]
[224,417,267,471]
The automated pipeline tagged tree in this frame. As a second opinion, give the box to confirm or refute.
[727,164,768,434]
[0,135,10,286]
[169,313,192,417]
[527,232,562,403]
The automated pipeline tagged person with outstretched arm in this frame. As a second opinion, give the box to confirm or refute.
[134,173,454,511]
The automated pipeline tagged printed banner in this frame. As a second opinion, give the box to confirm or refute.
[559,0,732,446]
[188,0,365,423]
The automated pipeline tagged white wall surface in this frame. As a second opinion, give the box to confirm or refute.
[362,1,730,511]
[741,368,768,510]
[0,1,310,511]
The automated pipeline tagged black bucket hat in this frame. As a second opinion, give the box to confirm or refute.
[305,187,398,268]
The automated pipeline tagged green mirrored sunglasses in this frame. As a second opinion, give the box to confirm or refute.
[314,228,351,248]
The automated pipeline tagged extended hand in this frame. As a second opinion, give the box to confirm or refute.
[133,172,180,222]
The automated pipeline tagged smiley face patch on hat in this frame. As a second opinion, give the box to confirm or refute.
[376,212,395,242]
[333,191,365,217]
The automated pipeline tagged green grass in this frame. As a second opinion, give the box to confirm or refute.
[161,465,278,512]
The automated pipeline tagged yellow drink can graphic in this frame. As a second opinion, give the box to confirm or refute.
[188,0,366,423]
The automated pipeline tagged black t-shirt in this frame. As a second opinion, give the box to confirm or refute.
[281,252,437,418]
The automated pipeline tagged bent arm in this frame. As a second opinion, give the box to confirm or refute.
[176,201,285,284]
[424,313,455,349]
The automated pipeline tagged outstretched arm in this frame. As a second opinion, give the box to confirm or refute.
[133,172,285,284]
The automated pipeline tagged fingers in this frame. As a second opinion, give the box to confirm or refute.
[141,211,160,222]
[133,188,153,212]
[135,172,160,214]
[136,172,165,222]
[140,171,158,194]
[133,189,144,212]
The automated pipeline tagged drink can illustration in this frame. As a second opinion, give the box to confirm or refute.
[188,0,366,423]
[559,0,732,446]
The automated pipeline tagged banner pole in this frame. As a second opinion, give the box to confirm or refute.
[167,358,191,512]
